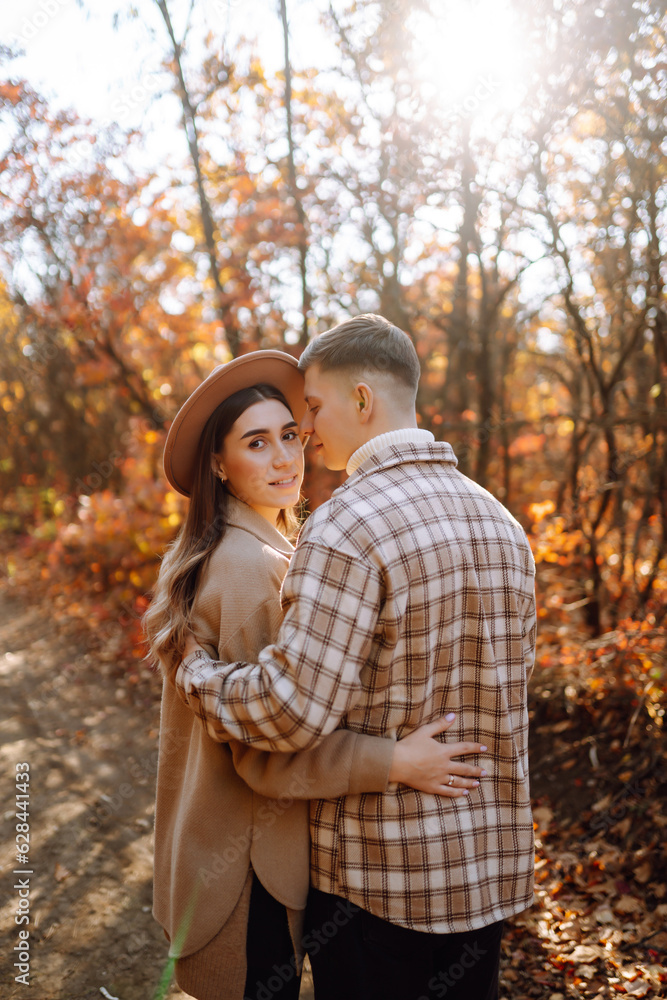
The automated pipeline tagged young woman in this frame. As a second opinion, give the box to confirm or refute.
[144,351,485,1000]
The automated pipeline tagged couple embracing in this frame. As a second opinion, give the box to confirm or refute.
[144,314,536,1000]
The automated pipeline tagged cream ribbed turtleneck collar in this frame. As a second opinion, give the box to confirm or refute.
[345,428,435,476]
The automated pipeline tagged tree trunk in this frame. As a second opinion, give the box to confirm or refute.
[279,0,311,349]
[450,118,474,474]
[154,0,241,356]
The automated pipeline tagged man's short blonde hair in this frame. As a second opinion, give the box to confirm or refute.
[297,314,421,397]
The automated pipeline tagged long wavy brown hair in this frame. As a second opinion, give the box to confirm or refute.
[144,383,300,675]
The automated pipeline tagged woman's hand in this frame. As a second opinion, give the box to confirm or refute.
[389,714,488,797]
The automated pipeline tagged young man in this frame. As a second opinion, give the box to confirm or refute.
[176,314,536,1000]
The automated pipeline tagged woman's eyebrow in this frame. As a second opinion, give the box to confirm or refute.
[240,420,298,440]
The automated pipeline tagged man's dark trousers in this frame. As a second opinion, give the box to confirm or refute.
[304,887,503,1000]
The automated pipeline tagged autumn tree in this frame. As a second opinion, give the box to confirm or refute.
[0,74,198,501]
[524,0,667,630]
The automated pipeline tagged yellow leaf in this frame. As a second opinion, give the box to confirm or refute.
[529,500,556,523]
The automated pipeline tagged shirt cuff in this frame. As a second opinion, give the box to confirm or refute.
[181,647,210,671]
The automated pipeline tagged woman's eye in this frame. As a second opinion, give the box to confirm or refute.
[283,431,297,441]
[248,439,265,449]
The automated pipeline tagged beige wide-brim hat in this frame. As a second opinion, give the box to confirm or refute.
[163,350,306,497]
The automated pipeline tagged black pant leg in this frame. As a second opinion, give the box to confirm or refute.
[303,887,369,1000]
[304,887,504,1000]
[305,888,436,1000]
[426,919,504,1000]
[243,875,301,1000]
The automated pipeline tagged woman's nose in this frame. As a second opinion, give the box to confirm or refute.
[273,441,293,465]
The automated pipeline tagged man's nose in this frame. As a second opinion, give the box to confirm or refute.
[299,410,313,437]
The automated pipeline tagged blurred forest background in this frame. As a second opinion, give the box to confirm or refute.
[1,0,666,997]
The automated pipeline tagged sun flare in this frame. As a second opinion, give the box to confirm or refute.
[411,0,529,121]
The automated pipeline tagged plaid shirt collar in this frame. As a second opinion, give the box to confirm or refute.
[346,428,435,475]
[335,440,459,496]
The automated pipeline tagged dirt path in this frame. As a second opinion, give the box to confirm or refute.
[0,593,315,1000]
[0,591,180,1000]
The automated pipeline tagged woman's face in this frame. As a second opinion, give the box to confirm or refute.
[213,398,304,523]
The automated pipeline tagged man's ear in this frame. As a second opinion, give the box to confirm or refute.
[355,383,373,423]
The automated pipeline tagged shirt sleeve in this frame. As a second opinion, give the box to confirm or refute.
[175,536,383,751]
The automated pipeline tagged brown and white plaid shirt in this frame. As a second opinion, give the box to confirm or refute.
[176,441,536,933]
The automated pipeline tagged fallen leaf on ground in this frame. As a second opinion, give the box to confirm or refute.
[569,944,606,963]
[614,895,643,914]
[54,862,72,882]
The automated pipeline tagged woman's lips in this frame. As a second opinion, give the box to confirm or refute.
[269,475,299,488]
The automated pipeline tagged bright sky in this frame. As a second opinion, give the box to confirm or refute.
[3,0,532,136]
[2,0,332,131]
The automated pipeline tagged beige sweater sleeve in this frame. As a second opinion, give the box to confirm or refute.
[230,729,394,799]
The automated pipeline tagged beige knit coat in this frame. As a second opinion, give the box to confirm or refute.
[152,496,393,994]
